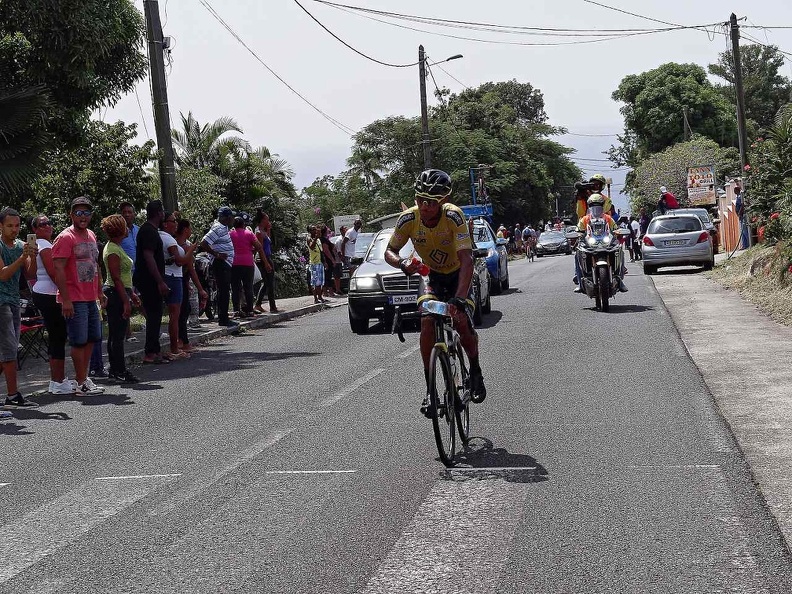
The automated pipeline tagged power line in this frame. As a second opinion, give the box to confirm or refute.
[199,0,355,136]
[134,85,152,140]
[291,0,419,67]
[434,64,470,90]
[310,1,713,47]
[561,131,620,137]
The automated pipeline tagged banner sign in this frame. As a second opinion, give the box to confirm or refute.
[687,164,716,205]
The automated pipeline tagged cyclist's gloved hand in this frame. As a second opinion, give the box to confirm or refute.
[448,297,467,310]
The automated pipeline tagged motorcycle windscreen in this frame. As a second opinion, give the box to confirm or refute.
[587,205,605,218]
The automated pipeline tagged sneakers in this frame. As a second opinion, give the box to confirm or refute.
[109,371,140,384]
[89,368,108,379]
[617,278,629,293]
[78,378,105,396]
[573,286,582,294]
[0,410,12,419]
[49,379,77,395]
[470,368,487,404]
[3,393,39,408]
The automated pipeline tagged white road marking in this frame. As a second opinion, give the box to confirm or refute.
[95,473,182,481]
[627,464,721,469]
[0,475,178,584]
[264,470,357,475]
[0,483,9,488]
[150,427,295,516]
[397,344,421,359]
[362,475,530,594]
[320,368,385,407]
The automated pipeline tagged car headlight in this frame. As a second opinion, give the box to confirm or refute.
[487,248,497,259]
[350,276,379,292]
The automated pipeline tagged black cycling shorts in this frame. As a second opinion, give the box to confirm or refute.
[419,269,476,327]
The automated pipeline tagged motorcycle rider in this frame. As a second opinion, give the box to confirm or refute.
[574,193,628,293]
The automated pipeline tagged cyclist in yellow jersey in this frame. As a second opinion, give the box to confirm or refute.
[385,169,487,414]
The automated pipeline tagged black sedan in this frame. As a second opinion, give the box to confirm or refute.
[535,230,572,256]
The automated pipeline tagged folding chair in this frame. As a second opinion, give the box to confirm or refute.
[17,296,49,370]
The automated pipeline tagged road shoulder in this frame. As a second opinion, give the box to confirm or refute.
[651,271,792,552]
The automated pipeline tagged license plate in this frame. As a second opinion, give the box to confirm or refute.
[665,240,686,246]
[389,294,417,305]
[341,272,350,279]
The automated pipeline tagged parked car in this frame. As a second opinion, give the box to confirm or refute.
[470,217,509,294]
[641,213,715,274]
[672,208,720,254]
[347,228,491,333]
[340,231,376,293]
[535,230,572,256]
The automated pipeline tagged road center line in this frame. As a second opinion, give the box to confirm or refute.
[397,344,421,359]
[264,470,357,474]
[95,474,182,481]
[150,427,295,516]
[320,368,384,407]
[0,475,178,584]
[362,477,530,594]
[0,483,9,488]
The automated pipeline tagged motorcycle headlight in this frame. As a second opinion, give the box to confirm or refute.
[350,276,378,292]
[585,236,598,247]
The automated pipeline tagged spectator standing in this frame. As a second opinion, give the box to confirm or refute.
[253,210,276,314]
[51,197,105,395]
[175,219,207,353]
[307,225,325,303]
[161,212,196,359]
[30,214,74,395]
[230,214,265,318]
[201,206,236,327]
[89,240,108,379]
[638,207,651,237]
[133,200,169,365]
[319,225,339,297]
[100,215,140,383]
[340,218,362,266]
[119,201,140,343]
[630,216,642,261]
[0,207,38,408]
[514,224,523,255]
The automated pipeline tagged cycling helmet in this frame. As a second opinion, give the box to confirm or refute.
[414,169,452,200]
[589,174,607,186]
[587,193,606,206]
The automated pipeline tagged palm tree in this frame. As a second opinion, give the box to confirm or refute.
[0,86,51,196]
[171,112,249,171]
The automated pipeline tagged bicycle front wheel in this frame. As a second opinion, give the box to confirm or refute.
[428,346,456,466]
[453,343,470,444]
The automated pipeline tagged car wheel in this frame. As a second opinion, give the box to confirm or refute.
[348,310,368,334]
[472,281,483,326]
[643,265,656,275]
[482,286,492,314]
[501,272,509,292]
[490,275,502,295]
[703,257,714,271]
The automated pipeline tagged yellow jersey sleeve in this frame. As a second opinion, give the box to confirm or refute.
[444,205,472,252]
[388,207,419,253]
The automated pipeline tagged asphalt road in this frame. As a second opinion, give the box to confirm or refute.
[1,254,791,593]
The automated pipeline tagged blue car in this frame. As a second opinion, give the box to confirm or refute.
[470,218,509,294]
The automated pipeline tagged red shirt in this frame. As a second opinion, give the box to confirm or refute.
[229,228,257,267]
[663,192,679,208]
[51,226,100,303]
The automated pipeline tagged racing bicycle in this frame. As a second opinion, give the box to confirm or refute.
[392,301,472,466]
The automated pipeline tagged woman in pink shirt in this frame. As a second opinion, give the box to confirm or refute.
[229,214,266,318]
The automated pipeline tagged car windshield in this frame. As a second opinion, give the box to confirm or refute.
[539,232,564,242]
[471,224,492,244]
[366,232,414,261]
[354,233,375,256]
[648,217,702,234]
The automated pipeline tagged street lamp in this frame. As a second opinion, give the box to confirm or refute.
[419,46,463,169]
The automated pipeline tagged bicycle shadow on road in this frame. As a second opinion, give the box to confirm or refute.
[602,304,655,314]
[0,409,71,436]
[446,437,549,484]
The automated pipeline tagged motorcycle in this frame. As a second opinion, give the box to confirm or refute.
[567,216,631,312]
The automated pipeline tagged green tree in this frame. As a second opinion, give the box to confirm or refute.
[0,86,50,196]
[627,136,739,213]
[610,63,738,166]
[171,112,249,170]
[25,120,155,222]
[0,0,147,142]
[709,44,792,131]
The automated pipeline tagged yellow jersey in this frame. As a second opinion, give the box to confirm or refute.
[388,204,473,274]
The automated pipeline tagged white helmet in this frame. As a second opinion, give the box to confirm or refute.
[660,186,667,193]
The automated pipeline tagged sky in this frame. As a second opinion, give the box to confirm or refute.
[105,0,792,213]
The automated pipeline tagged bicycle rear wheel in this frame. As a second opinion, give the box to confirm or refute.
[453,344,470,444]
[428,346,456,466]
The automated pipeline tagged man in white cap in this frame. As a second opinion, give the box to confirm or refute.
[658,186,679,214]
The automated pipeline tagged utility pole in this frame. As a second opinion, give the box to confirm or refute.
[418,45,431,169]
[144,0,178,212]
[730,13,753,246]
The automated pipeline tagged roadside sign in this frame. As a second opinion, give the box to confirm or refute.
[687,165,716,205]
[333,214,360,234]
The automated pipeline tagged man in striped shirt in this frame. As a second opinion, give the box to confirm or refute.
[201,206,236,327]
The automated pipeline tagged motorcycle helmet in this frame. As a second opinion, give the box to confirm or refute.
[587,193,606,206]
[589,174,607,187]
[414,169,452,200]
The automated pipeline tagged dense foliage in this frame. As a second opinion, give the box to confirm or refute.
[299,80,582,228]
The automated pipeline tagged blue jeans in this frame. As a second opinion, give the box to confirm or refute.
[574,254,582,285]
[66,301,102,347]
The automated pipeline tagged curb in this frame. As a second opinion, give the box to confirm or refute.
[123,302,329,366]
